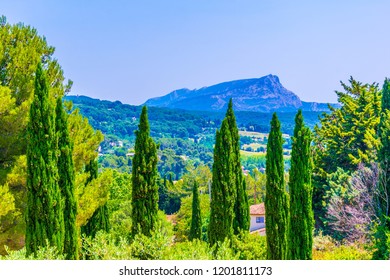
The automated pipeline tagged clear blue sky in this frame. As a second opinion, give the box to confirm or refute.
[2,0,390,105]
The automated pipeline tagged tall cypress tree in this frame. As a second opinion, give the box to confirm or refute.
[55,97,78,259]
[208,119,236,246]
[81,159,110,238]
[26,63,64,256]
[189,181,202,241]
[265,113,289,260]
[288,110,313,260]
[225,99,250,233]
[131,106,159,236]
[374,78,390,259]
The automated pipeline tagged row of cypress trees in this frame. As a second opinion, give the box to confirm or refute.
[130,99,250,245]
[25,64,313,259]
[26,63,78,259]
[265,110,313,260]
[208,99,250,246]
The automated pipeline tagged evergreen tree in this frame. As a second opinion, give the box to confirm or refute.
[225,100,250,233]
[313,78,380,229]
[265,113,289,260]
[374,78,390,259]
[208,119,236,246]
[81,159,110,238]
[55,97,78,259]
[26,63,64,256]
[288,110,313,260]
[131,106,159,236]
[189,181,202,240]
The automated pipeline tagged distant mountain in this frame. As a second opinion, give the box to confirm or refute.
[145,74,336,112]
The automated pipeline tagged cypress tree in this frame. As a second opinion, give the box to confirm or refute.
[131,106,159,236]
[81,159,110,238]
[26,63,64,256]
[208,119,236,246]
[189,181,202,240]
[288,110,313,260]
[55,97,78,259]
[265,113,289,260]
[225,99,250,233]
[374,78,390,259]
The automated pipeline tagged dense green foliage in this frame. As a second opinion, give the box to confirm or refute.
[66,95,323,175]
[265,113,289,260]
[55,97,78,259]
[288,110,313,260]
[81,160,110,238]
[4,16,390,261]
[26,63,64,256]
[313,78,381,229]
[131,106,159,236]
[374,78,390,259]
[0,16,71,171]
[208,119,235,246]
[189,181,202,240]
[225,100,250,234]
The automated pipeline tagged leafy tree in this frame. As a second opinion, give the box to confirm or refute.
[288,110,313,260]
[175,194,210,242]
[0,16,71,170]
[374,78,390,259]
[67,106,104,173]
[265,113,289,260]
[189,181,202,240]
[158,175,181,214]
[313,77,381,229]
[25,63,64,256]
[0,183,15,218]
[131,106,159,236]
[81,159,110,238]
[55,97,78,259]
[107,170,132,242]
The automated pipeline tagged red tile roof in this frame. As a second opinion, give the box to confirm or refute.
[250,203,265,215]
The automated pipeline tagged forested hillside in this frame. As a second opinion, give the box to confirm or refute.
[66,95,323,176]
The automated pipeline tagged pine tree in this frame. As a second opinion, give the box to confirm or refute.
[374,78,390,259]
[81,159,110,238]
[26,63,64,256]
[208,119,236,246]
[288,110,313,260]
[265,113,289,260]
[225,100,250,233]
[189,181,202,240]
[131,106,159,236]
[55,97,78,259]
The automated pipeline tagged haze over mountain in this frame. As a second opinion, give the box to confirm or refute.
[145,74,335,112]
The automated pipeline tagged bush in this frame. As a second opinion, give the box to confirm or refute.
[232,231,267,260]
[163,239,212,260]
[81,231,132,260]
[312,232,372,260]
[1,241,64,260]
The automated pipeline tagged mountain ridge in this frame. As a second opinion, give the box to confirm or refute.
[145,74,336,112]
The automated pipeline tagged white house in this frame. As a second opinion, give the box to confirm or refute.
[249,203,266,236]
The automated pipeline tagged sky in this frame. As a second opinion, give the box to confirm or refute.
[2,0,390,105]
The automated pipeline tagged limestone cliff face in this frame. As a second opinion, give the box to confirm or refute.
[145,74,331,112]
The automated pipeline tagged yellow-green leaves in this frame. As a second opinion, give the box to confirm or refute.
[0,184,15,218]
